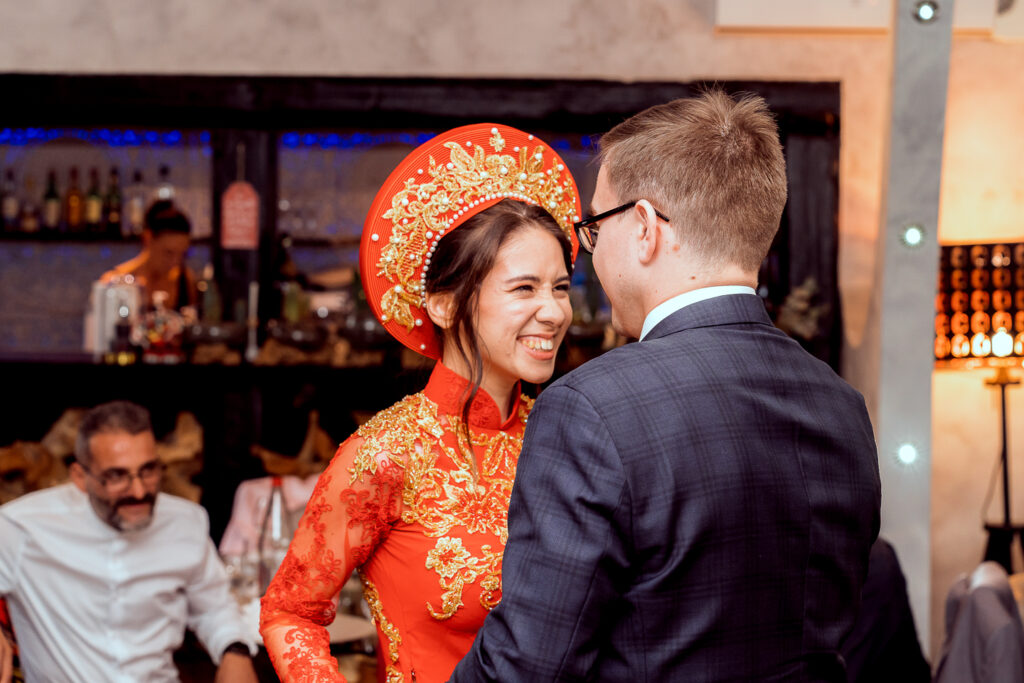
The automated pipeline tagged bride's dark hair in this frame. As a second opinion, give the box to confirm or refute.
[424,199,572,440]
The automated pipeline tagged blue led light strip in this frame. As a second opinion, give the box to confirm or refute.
[0,128,211,147]
[0,128,598,152]
[279,131,598,152]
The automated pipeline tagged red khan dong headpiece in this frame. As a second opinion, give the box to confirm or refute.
[360,123,581,359]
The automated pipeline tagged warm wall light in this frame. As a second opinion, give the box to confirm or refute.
[935,242,1024,365]
[972,333,992,357]
[993,328,1013,357]
[914,1,939,23]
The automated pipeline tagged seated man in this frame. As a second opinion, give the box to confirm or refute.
[0,401,256,682]
[101,200,197,310]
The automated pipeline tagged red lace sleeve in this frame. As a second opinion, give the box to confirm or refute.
[260,435,404,682]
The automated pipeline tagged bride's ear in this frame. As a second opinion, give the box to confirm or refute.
[425,292,455,330]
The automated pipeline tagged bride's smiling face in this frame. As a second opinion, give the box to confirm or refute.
[470,224,572,398]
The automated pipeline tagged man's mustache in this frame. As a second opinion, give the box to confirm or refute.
[114,493,156,509]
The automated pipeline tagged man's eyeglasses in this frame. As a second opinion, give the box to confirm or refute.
[84,460,164,493]
[573,201,671,254]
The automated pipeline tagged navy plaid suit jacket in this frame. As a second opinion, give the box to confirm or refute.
[450,294,881,682]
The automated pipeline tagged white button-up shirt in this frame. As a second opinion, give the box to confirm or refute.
[0,483,254,682]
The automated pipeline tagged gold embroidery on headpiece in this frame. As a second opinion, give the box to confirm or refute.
[377,129,578,332]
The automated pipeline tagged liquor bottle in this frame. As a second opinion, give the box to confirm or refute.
[126,169,146,237]
[84,167,104,235]
[64,167,85,233]
[104,167,123,239]
[197,263,223,324]
[257,477,296,594]
[42,169,61,234]
[18,175,40,235]
[156,164,174,200]
[2,169,20,234]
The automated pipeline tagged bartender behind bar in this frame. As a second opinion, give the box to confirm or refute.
[101,200,197,311]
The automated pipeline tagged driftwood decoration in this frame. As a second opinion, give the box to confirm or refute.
[156,412,204,503]
[0,441,68,504]
[250,409,335,479]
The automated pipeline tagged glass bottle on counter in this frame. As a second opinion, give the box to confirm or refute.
[64,167,85,233]
[104,316,137,366]
[2,169,20,234]
[156,164,174,200]
[84,167,104,235]
[197,263,223,324]
[42,169,61,235]
[18,175,40,235]
[126,169,146,237]
[104,167,123,239]
[258,477,296,594]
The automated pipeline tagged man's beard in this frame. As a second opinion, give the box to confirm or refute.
[88,492,157,532]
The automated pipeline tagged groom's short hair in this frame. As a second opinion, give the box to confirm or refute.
[599,89,788,273]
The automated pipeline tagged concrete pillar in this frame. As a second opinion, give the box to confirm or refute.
[875,0,953,656]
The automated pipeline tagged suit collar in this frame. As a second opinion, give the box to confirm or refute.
[643,293,773,341]
[639,285,756,340]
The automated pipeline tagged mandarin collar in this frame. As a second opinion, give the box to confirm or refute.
[423,362,524,431]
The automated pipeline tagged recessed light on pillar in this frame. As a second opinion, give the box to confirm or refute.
[913,1,939,23]
[901,224,925,248]
[897,443,919,465]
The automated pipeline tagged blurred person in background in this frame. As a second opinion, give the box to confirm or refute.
[101,200,197,311]
[0,400,256,683]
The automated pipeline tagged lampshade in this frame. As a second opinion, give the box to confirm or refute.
[935,242,1024,367]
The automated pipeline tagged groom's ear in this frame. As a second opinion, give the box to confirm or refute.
[425,292,455,330]
[633,199,663,265]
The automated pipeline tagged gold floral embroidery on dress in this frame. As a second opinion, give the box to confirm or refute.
[349,393,440,486]
[424,537,504,619]
[350,390,532,622]
[361,574,404,683]
[409,410,521,537]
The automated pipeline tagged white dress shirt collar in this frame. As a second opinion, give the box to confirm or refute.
[639,285,757,341]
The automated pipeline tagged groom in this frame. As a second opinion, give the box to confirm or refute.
[450,90,881,681]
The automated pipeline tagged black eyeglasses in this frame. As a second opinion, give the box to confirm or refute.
[573,201,671,253]
[84,460,164,493]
